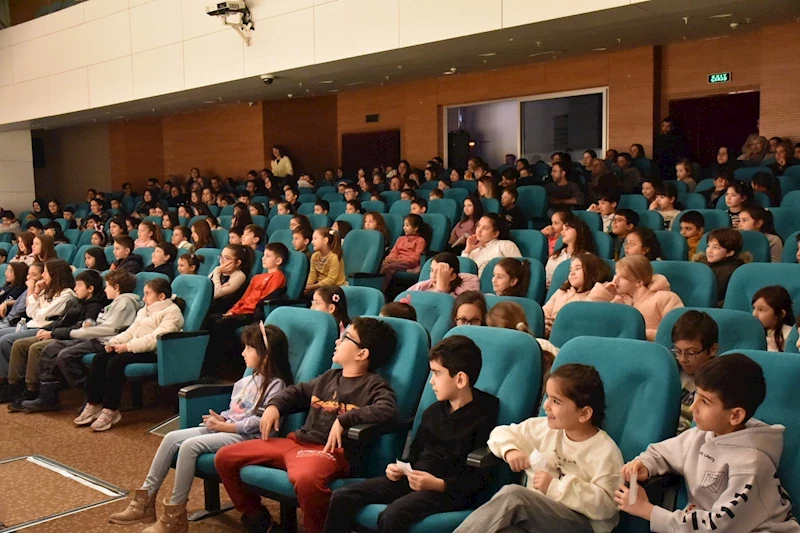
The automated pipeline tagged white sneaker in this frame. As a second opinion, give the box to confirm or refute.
[91,409,122,432]
[74,403,103,426]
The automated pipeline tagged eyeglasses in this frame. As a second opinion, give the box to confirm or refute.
[456,317,483,326]
[340,332,363,348]
[671,347,708,360]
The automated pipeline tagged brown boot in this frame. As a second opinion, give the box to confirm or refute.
[141,501,188,533]
[108,489,157,525]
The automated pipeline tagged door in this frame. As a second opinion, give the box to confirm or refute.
[668,92,759,168]
[341,130,401,177]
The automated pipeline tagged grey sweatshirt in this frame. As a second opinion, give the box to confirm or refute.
[70,292,141,342]
[637,419,800,532]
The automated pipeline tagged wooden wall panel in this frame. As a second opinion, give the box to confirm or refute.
[262,95,338,179]
[758,23,800,143]
[162,103,265,180]
[108,118,164,192]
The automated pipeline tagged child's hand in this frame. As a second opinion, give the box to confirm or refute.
[504,449,530,472]
[649,200,658,211]
[533,471,553,493]
[105,343,115,353]
[614,482,654,519]
[541,225,554,236]
[259,405,281,440]
[407,470,445,492]
[323,418,344,453]
[587,203,598,212]
[604,281,618,296]
[112,343,128,353]
[385,464,405,481]
[621,459,650,482]
[35,329,52,340]
[464,235,479,254]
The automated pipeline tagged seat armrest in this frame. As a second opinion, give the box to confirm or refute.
[179,383,235,399]
[159,331,209,341]
[178,383,233,429]
[350,272,383,279]
[466,446,499,469]
[345,417,414,441]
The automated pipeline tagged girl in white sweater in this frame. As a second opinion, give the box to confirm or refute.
[208,244,251,314]
[454,363,623,533]
[751,286,795,352]
[543,253,612,337]
[461,213,521,277]
[76,278,185,432]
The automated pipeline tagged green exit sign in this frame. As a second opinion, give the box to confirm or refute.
[708,72,732,84]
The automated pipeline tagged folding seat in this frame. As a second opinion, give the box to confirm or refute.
[322,193,344,204]
[353,325,543,533]
[143,215,163,227]
[239,317,430,531]
[268,229,293,249]
[453,181,477,192]
[421,213,449,253]
[316,186,336,198]
[631,157,651,176]
[219,205,234,216]
[54,243,77,264]
[781,190,800,210]
[298,194,317,205]
[358,192,373,202]
[681,193,706,210]
[420,180,439,190]
[256,250,311,320]
[104,246,115,266]
[188,215,207,229]
[382,213,404,248]
[653,230,689,261]
[343,229,385,289]
[509,230,548,264]
[782,231,799,263]
[652,261,716,307]
[329,202,347,220]
[252,215,267,229]
[480,198,499,214]
[134,272,169,298]
[516,186,547,220]
[722,263,800,316]
[670,209,730,232]
[52,218,69,231]
[443,188,468,206]
[618,194,648,211]
[545,257,615,302]
[335,213,364,230]
[694,178,715,193]
[37,217,52,227]
[380,191,401,207]
[0,243,10,255]
[341,286,385,317]
[779,174,800,195]
[193,248,220,276]
[209,206,220,217]
[671,180,689,196]
[427,198,459,227]
[634,210,665,231]
[0,233,12,243]
[533,161,551,179]
[549,302,646,348]
[211,229,228,249]
[655,307,766,352]
[389,200,412,217]
[734,166,772,181]
[268,205,279,219]
[162,229,173,244]
[593,231,614,259]
[572,210,601,231]
[266,214,292,236]
[250,251,263,277]
[307,214,331,230]
[218,215,232,229]
[551,337,681,533]
[394,290,455,345]
[77,230,95,248]
[297,204,315,216]
[361,200,387,214]
[769,208,800,241]
[484,294,545,337]
[696,230,770,263]
[479,256,545,304]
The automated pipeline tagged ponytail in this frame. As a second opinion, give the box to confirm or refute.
[146,278,186,312]
[405,214,432,251]
[497,258,531,297]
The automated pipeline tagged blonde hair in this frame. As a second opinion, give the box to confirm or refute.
[486,302,531,334]
[615,254,653,286]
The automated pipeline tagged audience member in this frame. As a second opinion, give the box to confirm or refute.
[751,286,794,352]
[693,228,750,307]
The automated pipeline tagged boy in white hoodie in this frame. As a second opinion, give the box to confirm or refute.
[22,269,141,412]
[616,354,800,533]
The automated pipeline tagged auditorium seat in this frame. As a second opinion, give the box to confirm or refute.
[341,286,385,317]
[696,230,771,263]
[480,256,545,304]
[652,261,716,308]
[722,263,800,316]
[655,307,766,352]
[549,302,646,347]
[670,209,730,232]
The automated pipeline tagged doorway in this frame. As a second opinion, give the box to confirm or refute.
[341,130,401,177]
[668,92,759,168]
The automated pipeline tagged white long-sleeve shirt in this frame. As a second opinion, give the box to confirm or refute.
[461,239,521,277]
[488,416,623,533]
[26,288,77,328]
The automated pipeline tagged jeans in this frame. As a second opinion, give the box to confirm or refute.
[0,328,39,378]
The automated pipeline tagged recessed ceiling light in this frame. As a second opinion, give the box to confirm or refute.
[592,47,608,51]
[709,13,733,18]
[478,52,496,57]
[328,89,339,93]
[347,81,365,86]
[443,71,455,75]
[529,50,560,57]
[319,80,335,84]
[201,100,216,104]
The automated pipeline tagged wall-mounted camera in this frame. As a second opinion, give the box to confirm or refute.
[260,74,275,85]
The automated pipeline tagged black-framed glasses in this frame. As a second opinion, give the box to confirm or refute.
[671,347,708,360]
[341,332,363,348]
[456,317,483,326]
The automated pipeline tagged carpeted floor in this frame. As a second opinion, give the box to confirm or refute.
[0,386,290,533]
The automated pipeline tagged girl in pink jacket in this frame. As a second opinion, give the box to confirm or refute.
[380,214,429,290]
[589,255,683,341]
[542,253,612,337]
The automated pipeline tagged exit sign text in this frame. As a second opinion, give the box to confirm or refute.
[708,72,731,84]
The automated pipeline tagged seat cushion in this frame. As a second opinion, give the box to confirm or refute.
[124,363,158,379]
[355,504,471,533]
[240,466,296,498]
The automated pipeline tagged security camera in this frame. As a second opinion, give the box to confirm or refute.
[248,102,256,106]
[730,22,739,29]
[260,74,275,85]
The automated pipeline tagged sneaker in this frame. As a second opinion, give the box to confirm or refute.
[74,403,103,426]
[8,389,37,412]
[91,408,122,431]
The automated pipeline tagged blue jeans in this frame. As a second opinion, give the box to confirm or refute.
[0,328,39,378]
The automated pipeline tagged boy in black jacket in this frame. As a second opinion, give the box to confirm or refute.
[215,317,400,533]
[323,335,500,533]
[111,235,143,274]
[144,242,176,279]
[5,269,107,410]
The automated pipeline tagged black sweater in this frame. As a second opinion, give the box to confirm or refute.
[45,293,109,340]
[145,262,175,280]
[113,254,143,274]
[406,389,499,499]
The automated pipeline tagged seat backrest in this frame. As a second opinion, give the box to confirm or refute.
[484,295,545,337]
[480,197,500,214]
[266,307,338,432]
[420,213,448,252]
[380,190,401,207]
[684,193,709,210]
[394,290,454,345]
[342,229,384,277]
[480,256,545,303]
[188,215,207,229]
[297,203,315,216]
[769,208,800,241]
[307,214,331,230]
[335,213,364,230]
[654,230,689,261]
[549,301,646,348]
[77,229,95,247]
[283,250,310,300]
[655,307,767,352]
[328,201,347,220]
[427,198,458,226]
[573,210,601,231]
[696,230,770,263]
[782,190,800,210]
[64,228,81,245]
[734,166,772,181]
[316,186,336,198]
[443,188,468,206]
[210,228,229,249]
[0,242,10,253]
[695,178,715,193]
[382,213,404,248]
[634,210,666,231]
[193,248,220,276]
[55,243,77,264]
[266,214,292,236]
[551,337,680,461]
[782,231,800,263]
[268,229,294,249]
[671,209,731,232]
[252,215,267,229]
[618,194,648,211]
[652,261,716,308]
[727,350,800,500]
[134,272,169,298]
[133,247,154,267]
[341,286,385,318]
[546,257,616,301]
[417,256,478,283]
[388,199,411,216]
[453,180,478,192]
[723,263,800,316]
[592,230,614,259]
[322,193,344,204]
[509,230,548,264]
[218,215,232,229]
[516,186,547,219]
[361,200,386,214]
[420,179,439,190]
[171,274,213,331]
[251,250,263,276]
[72,244,99,268]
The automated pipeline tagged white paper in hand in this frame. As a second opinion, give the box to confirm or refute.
[396,460,412,474]
[629,477,639,505]
[528,449,548,472]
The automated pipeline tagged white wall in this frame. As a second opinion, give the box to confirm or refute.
[522,94,603,162]
[0,129,35,212]
[449,101,518,168]
[0,0,650,127]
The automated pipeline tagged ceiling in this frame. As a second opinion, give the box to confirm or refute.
[15,0,800,132]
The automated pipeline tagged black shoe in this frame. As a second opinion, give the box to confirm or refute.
[22,381,61,412]
[240,505,279,533]
[0,382,24,404]
[8,389,38,412]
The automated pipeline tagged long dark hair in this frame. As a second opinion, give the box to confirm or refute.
[752,286,794,352]
[495,258,531,297]
[85,246,110,271]
[404,214,431,250]
[145,278,186,312]
[553,217,596,257]
[7,262,28,287]
[43,259,75,301]
[313,286,350,328]
[240,323,294,408]
[232,202,253,232]
[461,196,484,224]
[431,252,463,293]
[16,232,34,258]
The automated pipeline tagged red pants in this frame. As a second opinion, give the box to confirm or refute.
[214,433,350,533]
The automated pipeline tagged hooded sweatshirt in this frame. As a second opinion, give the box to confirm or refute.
[71,292,141,342]
[112,253,144,274]
[46,292,108,340]
[589,274,683,341]
[637,419,800,533]
[107,298,184,353]
[26,288,78,328]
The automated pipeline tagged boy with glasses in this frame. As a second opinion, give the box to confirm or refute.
[671,310,718,433]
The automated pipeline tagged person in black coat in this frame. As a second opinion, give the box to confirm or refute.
[144,242,177,280]
[653,117,689,180]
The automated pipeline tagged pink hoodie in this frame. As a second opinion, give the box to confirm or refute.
[589,274,683,341]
